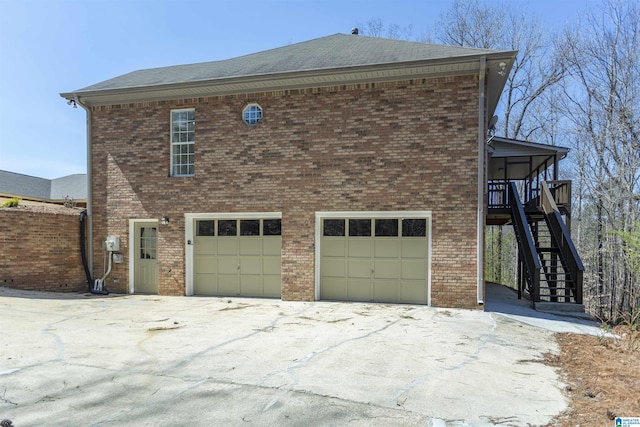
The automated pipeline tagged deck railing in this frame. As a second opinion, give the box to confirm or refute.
[545,180,572,218]
[487,181,510,209]
[488,179,572,214]
[487,180,537,209]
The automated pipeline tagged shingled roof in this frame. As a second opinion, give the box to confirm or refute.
[74,34,507,92]
[0,170,87,202]
[62,33,516,111]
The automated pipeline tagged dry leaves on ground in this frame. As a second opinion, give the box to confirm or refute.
[545,325,640,426]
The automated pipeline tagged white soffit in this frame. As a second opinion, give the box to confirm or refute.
[71,61,482,107]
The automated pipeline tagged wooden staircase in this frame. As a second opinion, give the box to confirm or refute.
[532,219,577,303]
[504,181,584,310]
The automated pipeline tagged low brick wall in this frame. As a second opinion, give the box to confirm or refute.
[0,205,87,292]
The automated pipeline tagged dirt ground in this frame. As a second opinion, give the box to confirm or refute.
[545,325,640,426]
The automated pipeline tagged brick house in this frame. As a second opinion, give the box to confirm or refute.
[61,33,531,308]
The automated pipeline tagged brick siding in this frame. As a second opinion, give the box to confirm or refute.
[0,206,87,292]
[89,75,483,308]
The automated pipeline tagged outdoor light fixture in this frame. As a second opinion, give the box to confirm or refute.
[498,62,507,76]
[160,216,170,225]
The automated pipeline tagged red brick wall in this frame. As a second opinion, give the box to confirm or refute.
[0,206,87,292]
[89,76,482,308]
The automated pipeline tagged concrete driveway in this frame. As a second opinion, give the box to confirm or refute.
[0,285,601,426]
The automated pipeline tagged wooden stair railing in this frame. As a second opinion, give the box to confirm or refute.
[508,182,542,302]
[540,181,584,304]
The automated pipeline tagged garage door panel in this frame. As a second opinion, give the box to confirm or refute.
[323,239,346,256]
[218,238,239,255]
[218,256,239,275]
[348,259,372,279]
[321,258,345,277]
[374,259,399,279]
[194,237,216,255]
[240,257,262,275]
[374,239,400,258]
[347,279,372,301]
[195,255,217,274]
[402,260,427,280]
[240,239,261,256]
[217,275,240,295]
[240,275,262,296]
[263,239,281,256]
[263,276,282,297]
[402,239,428,258]
[348,240,371,257]
[195,274,217,294]
[263,256,281,275]
[320,278,346,300]
[400,281,427,304]
[373,281,399,303]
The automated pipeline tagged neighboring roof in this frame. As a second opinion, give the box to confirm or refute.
[50,174,87,200]
[488,136,570,180]
[0,170,50,199]
[61,33,516,114]
[0,170,87,201]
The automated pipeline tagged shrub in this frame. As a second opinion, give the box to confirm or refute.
[1,198,20,207]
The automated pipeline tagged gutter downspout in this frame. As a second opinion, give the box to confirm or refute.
[74,94,93,283]
[477,57,487,305]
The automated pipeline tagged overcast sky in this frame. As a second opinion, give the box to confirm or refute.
[0,0,590,179]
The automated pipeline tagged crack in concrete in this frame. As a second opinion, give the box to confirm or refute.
[91,376,430,426]
[1,387,18,406]
[390,313,499,406]
[260,306,431,412]
[88,378,207,427]
[158,304,313,375]
[0,308,111,384]
[84,305,317,426]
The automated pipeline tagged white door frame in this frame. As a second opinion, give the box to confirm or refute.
[314,211,432,305]
[184,212,282,296]
[128,218,159,294]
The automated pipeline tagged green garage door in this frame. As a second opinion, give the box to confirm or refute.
[320,217,429,304]
[194,218,281,298]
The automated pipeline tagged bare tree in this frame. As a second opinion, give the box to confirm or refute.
[435,0,564,141]
[559,0,640,316]
[358,18,415,40]
[436,0,501,49]
[360,18,385,37]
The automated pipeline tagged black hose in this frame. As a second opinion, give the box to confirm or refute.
[80,210,109,295]
[80,209,92,290]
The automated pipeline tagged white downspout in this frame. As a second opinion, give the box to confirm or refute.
[74,94,93,275]
[477,57,487,305]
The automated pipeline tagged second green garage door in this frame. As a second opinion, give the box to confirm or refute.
[194,218,281,298]
[320,217,429,304]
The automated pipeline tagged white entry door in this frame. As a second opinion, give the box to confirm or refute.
[133,222,158,294]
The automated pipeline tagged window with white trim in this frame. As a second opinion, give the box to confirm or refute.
[242,103,262,125]
[170,109,195,176]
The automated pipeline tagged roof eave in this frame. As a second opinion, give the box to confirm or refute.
[61,51,517,107]
[490,136,571,156]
